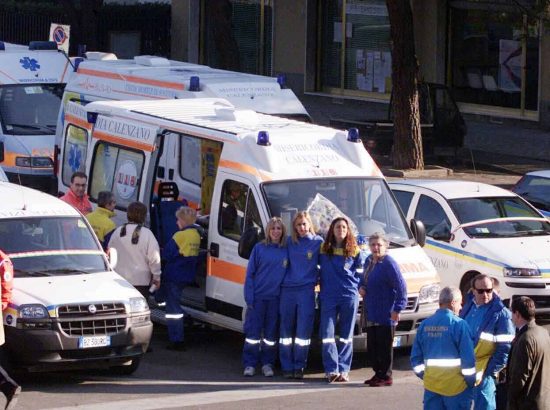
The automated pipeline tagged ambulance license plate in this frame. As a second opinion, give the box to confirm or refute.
[392,336,402,347]
[78,335,111,349]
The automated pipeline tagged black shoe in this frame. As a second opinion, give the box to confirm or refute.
[2,383,21,410]
[146,346,153,353]
[282,371,294,379]
[294,369,304,379]
[166,342,186,351]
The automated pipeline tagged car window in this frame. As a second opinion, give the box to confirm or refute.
[219,180,262,241]
[392,189,414,215]
[415,194,451,238]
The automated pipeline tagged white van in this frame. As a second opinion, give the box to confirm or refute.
[0,41,70,192]
[389,180,550,317]
[0,181,152,373]
[60,98,440,350]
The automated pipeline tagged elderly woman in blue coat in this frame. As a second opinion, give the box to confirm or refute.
[319,217,364,383]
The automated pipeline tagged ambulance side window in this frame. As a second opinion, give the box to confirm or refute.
[179,135,201,185]
[62,124,88,187]
[219,180,262,241]
[89,142,145,210]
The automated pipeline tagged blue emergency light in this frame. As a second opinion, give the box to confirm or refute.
[0,42,5,51]
[73,57,84,72]
[347,128,361,143]
[189,76,200,92]
[77,44,87,57]
[29,41,58,51]
[87,112,98,124]
[257,131,271,146]
[277,74,286,88]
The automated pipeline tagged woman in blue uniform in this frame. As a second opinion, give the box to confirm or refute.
[242,217,288,377]
[279,211,323,379]
[319,217,364,382]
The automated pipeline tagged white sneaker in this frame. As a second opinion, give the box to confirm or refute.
[243,366,255,377]
[262,364,274,377]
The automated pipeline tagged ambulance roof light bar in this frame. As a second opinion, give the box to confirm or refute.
[29,41,58,51]
[0,42,4,51]
[347,128,361,143]
[257,131,271,146]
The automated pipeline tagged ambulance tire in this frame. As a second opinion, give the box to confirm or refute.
[459,271,480,299]
[110,356,142,375]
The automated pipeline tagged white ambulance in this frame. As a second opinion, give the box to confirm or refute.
[0,41,70,192]
[0,180,152,373]
[60,97,440,350]
[55,54,310,193]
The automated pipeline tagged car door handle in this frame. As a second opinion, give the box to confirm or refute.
[210,242,219,258]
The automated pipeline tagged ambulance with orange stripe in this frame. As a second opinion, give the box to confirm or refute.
[55,54,309,195]
[0,41,70,192]
[61,97,439,350]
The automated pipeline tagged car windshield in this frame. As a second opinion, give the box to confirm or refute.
[0,84,65,135]
[263,178,413,246]
[0,217,108,277]
[449,196,550,238]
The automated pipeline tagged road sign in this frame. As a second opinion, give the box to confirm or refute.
[49,23,70,53]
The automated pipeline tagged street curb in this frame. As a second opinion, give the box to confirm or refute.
[381,165,453,178]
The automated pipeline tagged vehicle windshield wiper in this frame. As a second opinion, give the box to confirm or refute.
[388,240,405,248]
[39,268,90,275]
[7,123,55,133]
[14,268,53,277]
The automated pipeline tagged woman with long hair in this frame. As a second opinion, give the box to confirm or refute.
[279,211,323,379]
[242,217,288,377]
[319,217,364,382]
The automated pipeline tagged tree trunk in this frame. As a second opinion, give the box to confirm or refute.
[386,0,423,170]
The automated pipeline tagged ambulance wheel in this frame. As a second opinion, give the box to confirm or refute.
[110,356,141,375]
[460,271,480,299]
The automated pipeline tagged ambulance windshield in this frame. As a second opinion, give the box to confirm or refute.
[0,84,64,135]
[263,178,414,246]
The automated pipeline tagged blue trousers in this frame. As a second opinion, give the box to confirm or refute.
[279,286,315,372]
[242,298,279,368]
[473,375,496,410]
[320,295,358,374]
[424,387,473,410]
[164,281,185,342]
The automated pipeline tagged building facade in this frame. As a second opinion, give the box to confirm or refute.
[172,0,550,160]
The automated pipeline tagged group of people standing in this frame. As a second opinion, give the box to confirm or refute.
[412,276,550,410]
[242,210,407,385]
[61,172,201,351]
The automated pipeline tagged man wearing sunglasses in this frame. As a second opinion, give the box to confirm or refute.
[460,274,515,410]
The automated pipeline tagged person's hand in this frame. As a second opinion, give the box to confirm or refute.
[391,311,400,322]
[358,287,366,297]
[152,277,161,288]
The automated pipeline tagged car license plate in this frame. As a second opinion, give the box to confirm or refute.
[392,336,402,347]
[78,335,111,349]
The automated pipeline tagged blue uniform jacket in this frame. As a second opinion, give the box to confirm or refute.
[244,242,288,306]
[360,254,407,325]
[282,233,322,289]
[460,292,514,377]
[411,308,476,396]
[162,225,201,284]
[319,246,364,299]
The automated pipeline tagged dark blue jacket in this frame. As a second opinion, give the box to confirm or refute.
[319,246,364,299]
[162,225,201,284]
[360,254,407,325]
[244,242,288,306]
[282,233,322,289]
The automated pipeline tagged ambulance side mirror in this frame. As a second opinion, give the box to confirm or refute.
[238,226,263,260]
[410,219,426,247]
[0,141,4,162]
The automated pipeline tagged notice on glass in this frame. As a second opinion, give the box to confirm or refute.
[498,39,521,92]
[333,22,353,43]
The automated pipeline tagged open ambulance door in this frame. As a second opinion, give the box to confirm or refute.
[204,172,266,330]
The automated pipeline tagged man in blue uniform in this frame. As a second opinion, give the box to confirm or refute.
[460,274,514,410]
[411,286,476,409]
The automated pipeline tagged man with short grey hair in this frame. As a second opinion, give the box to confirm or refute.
[411,287,476,409]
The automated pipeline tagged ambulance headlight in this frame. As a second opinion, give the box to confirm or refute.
[19,304,49,319]
[503,267,541,277]
[129,297,148,313]
[418,283,440,304]
[15,156,53,168]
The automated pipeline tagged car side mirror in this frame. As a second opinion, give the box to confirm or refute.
[410,219,426,247]
[238,226,263,260]
[0,141,4,162]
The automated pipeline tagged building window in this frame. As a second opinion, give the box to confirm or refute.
[201,0,273,75]
[449,2,539,112]
[319,0,392,97]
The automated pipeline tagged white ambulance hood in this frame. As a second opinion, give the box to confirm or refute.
[468,235,550,272]
[4,133,55,158]
[12,271,142,313]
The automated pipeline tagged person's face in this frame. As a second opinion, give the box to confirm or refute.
[269,223,283,243]
[230,188,241,200]
[70,176,87,198]
[511,310,521,328]
[294,217,310,238]
[106,198,116,211]
[369,239,387,258]
[473,277,494,305]
[333,220,348,244]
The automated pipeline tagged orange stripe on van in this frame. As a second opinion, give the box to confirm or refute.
[60,61,70,83]
[208,257,246,284]
[64,114,92,130]
[93,130,155,152]
[219,159,262,179]
[0,70,17,83]
[78,68,185,91]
